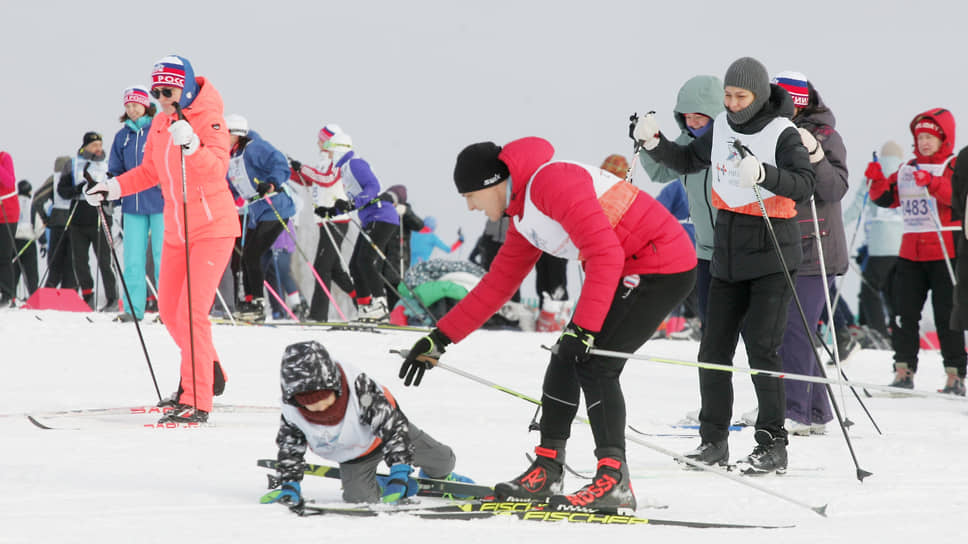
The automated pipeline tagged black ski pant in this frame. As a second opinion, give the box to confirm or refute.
[44,225,77,289]
[309,222,355,321]
[858,255,896,338]
[698,272,794,445]
[349,220,396,300]
[13,238,39,296]
[70,223,116,301]
[0,223,15,299]
[241,220,284,299]
[891,257,965,376]
[539,267,696,460]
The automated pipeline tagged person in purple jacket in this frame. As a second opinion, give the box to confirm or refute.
[315,129,399,322]
[108,85,164,322]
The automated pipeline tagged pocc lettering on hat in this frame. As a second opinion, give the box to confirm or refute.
[771,71,809,108]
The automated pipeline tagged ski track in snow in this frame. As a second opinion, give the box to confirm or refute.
[2,309,967,543]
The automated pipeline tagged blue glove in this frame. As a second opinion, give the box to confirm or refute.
[377,464,418,503]
[260,481,302,505]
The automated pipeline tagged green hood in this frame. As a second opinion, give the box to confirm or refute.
[672,75,726,134]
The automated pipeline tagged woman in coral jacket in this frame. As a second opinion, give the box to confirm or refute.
[0,150,18,306]
[399,137,696,513]
[87,55,239,423]
[867,108,965,395]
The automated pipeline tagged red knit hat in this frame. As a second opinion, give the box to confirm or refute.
[914,118,945,141]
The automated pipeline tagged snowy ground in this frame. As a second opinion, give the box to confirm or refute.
[2,309,967,543]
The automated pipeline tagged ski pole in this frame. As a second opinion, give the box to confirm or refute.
[915,163,957,285]
[92,201,162,401]
[37,202,80,288]
[0,204,30,299]
[261,194,347,321]
[828,151,877,321]
[173,102,199,411]
[347,215,438,325]
[626,112,647,184]
[744,142,874,480]
[264,279,299,321]
[389,348,828,517]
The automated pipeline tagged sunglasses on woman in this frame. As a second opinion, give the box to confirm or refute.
[150,87,174,99]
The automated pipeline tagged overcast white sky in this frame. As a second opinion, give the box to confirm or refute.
[4,0,967,253]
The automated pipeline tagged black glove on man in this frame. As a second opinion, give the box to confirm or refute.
[289,158,302,172]
[332,199,354,213]
[256,181,275,197]
[399,329,452,386]
[554,323,596,365]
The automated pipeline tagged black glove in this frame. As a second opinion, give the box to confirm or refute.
[333,199,354,213]
[553,323,596,365]
[289,158,302,172]
[399,329,452,386]
[256,181,275,197]
[628,113,639,142]
[315,205,342,219]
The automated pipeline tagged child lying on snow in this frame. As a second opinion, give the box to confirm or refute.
[260,340,473,506]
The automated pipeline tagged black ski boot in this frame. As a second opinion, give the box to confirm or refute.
[158,403,209,424]
[494,446,564,501]
[548,457,636,514]
[681,439,729,468]
[736,430,787,475]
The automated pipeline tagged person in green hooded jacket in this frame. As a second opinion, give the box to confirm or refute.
[636,74,724,324]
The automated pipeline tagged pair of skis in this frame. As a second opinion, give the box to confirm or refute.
[257,459,793,529]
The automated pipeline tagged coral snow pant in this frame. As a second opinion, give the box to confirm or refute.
[158,235,235,412]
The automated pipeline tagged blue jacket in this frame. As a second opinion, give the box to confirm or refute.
[657,181,695,244]
[108,117,164,215]
[227,130,295,227]
[336,151,398,226]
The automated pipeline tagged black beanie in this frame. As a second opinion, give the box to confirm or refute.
[81,131,103,149]
[17,180,31,196]
[453,142,510,194]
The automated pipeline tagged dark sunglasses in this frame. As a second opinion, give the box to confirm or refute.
[150,88,174,99]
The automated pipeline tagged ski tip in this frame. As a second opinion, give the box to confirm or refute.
[26,415,55,430]
[813,504,829,517]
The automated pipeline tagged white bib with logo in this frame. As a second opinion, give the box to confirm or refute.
[709,111,792,208]
[898,160,949,233]
[513,161,623,259]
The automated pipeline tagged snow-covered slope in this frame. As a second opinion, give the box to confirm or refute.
[1,309,966,543]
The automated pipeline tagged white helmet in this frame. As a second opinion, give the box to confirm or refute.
[225,114,249,136]
[323,132,353,162]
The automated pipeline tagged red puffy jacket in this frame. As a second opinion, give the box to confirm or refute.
[0,152,18,225]
[438,137,695,341]
[870,108,957,261]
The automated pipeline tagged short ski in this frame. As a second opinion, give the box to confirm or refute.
[23,404,278,430]
[257,459,493,499]
[295,501,794,528]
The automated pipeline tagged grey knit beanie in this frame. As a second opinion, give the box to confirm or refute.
[724,57,771,125]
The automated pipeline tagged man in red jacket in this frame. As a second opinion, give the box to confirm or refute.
[398,137,696,513]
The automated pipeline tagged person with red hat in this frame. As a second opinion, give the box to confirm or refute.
[867,108,965,395]
[86,54,239,423]
[260,340,473,506]
[108,85,164,323]
[398,137,697,513]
